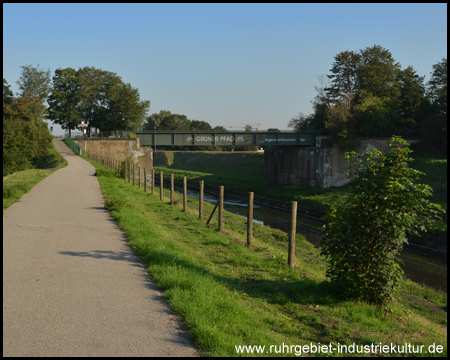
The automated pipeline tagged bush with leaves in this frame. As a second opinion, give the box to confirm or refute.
[320,136,444,304]
[3,97,52,176]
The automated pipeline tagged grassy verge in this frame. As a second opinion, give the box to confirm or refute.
[3,141,68,211]
[84,152,447,357]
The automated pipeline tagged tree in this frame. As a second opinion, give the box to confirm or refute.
[357,45,401,100]
[288,112,314,131]
[325,50,361,104]
[190,120,212,130]
[320,137,444,304]
[99,82,150,131]
[74,66,122,126]
[16,64,52,102]
[295,45,428,151]
[427,57,447,122]
[47,68,81,136]
[395,66,425,128]
[48,66,150,134]
[3,79,14,105]
[145,110,173,130]
[159,114,190,130]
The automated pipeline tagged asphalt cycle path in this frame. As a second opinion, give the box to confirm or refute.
[3,138,199,357]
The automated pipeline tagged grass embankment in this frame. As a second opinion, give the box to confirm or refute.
[81,151,447,357]
[153,149,447,239]
[3,140,68,211]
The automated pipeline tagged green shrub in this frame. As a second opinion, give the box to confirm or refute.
[320,137,445,304]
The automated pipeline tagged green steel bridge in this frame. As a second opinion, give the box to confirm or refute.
[135,130,316,147]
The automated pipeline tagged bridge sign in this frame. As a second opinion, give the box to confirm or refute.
[136,131,315,147]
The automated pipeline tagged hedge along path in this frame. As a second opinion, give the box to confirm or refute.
[2,138,198,357]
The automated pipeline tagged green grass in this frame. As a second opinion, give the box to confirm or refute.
[83,152,447,357]
[3,143,68,211]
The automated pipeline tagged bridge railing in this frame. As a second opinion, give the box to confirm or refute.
[64,134,81,154]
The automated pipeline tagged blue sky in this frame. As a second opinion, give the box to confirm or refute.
[3,3,447,135]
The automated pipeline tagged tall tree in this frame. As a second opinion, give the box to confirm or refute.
[74,66,122,126]
[16,64,52,102]
[99,82,150,131]
[47,68,81,136]
[357,45,401,100]
[427,57,447,121]
[325,50,361,104]
[395,66,425,128]
[48,66,150,134]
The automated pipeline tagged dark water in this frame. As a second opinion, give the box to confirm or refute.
[167,182,447,292]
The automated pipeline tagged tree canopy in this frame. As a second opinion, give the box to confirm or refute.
[16,64,52,102]
[289,45,446,151]
[47,66,150,135]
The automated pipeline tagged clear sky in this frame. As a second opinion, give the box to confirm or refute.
[3,3,447,135]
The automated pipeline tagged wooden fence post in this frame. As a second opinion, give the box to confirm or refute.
[183,176,187,212]
[152,169,155,195]
[160,171,163,200]
[138,167,141,189]
[288,201,297,268]
[133,165,136,186]
[247,192,254,246]
[219,186,224,232]
[170,173,174,205]
[128,163,131,183]
[199,180,204,220]
[124,161,127,181]
[144,168,147,192]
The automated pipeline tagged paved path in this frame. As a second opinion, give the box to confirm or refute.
[3,138,199,357]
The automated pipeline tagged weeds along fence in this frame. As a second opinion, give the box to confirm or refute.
[83,151,447,267]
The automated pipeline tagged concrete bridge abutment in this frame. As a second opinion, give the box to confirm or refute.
[264,137,419,189]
